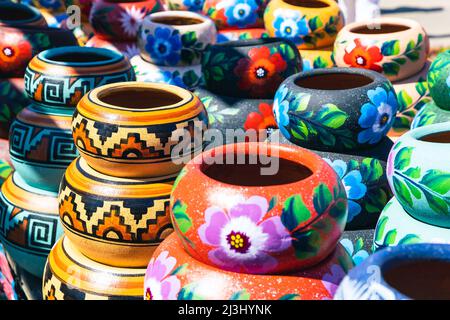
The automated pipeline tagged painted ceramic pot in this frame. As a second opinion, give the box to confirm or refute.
[144,233,353,300]
[202,0,268,30]
[299,46,335,71]
[0,26,78,78]
[137,11,216,67]
[59,157,175,267]
[333,18,429,82]
[386,123,450,228]
[388,60,430,139]
[274,68,398,153]
[42,236,146,300]
[0,172,63,278]
[216,28,268,43]
[264,0,343,50]
[0,2,47,27]
[373,198,450,252]
[0,244,18,300]
[89,0,164,41]
[202,38,302,99]
[335,243,450,300]
[25,46,135,109]
[86,35,139,59]
[427,50,450,110]
[131,55,202,90]
[72,82,208,178]
[0,78,29,139]
[170,142,348,274]
[165,0,204,12]
[339,229,373,266]
[412,98,450,129]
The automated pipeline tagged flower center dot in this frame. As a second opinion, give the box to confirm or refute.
[226,231,250,253]
[157,43,167,54]
[285,27,292,34]
[2,47,13,57]
[379,113,389,126]
[356,56,366,66]
[255,66,267,78]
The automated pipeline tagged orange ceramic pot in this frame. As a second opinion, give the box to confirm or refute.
[144,233,353,300]
[59,157,175,267]
[170,142,348,274]
[333,18,429,82]
[0,2,47,27]
[73,82,209,178]
[42,236,146,300]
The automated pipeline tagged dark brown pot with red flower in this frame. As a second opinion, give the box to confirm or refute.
[201,38,303,99]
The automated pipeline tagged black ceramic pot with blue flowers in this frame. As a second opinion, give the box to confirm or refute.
[273,68,399,153]
[202,38,303,99]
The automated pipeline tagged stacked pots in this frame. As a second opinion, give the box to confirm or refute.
[373,122,450,250]
[144,142,353,299]
[264,0,342,70]
[196,37,302,142]
[412,50,450,128]
[333,17,431,139]
[271,68,397,231]
[133,10,216,90]
[0,46,134,295]
[42,81,209,299]
[87,0,164,59]
[0,1,78,138]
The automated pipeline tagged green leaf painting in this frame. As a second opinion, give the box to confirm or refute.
[281,194,311,232]
[172,200,192,234]
[229,290,251,300]
[381,40,400,56]
[313,183,332,216]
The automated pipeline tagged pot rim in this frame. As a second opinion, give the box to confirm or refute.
[276,0,339,11]
[211,37,296,49]
[342,17,423,37]
[0,3,43,26]
[404,122,450,147]
[144,10,214,29]
[38,46,124,67]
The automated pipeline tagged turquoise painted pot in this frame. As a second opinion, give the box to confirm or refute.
[427,50,450,110]
[387,122,450,228]
[0,172,62,278]
[373,197,450,252]
[9,105,77,192]
[411,99,450,128]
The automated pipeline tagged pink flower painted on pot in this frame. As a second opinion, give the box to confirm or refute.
[198,196,291,273]
[321,264,346,299]
[144,251,181,300]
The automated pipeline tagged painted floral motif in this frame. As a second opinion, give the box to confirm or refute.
[0,33,32,76]
[198,96,241,126]
[0,246,16,300]
[373,214,421,251]
[197,196,291,273]
[182,0,205,11]
[234,46,287,97]
[344,39,383,72]
[119,6,146,38]
[221,0,258,28]
[302,59,312,71]
[144,27,182,65]
[244,103,277,133]
[340,238,369,266]
[123,44,140,59]
[273,9,308,45]
[358,86,398,144]
[273,84,291,139]
[144,251,181,300]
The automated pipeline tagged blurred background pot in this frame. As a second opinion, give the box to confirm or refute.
[0,2,47,27]
[412,99,450,129]
[427,50,450,110]
[0,78,30,139]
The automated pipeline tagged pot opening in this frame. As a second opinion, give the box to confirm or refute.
[351,23,410,34]
[419,131,450,143]
[98,87,183,109]
[383,259,450,299]
[0,6,36,21]
[295,73,373,90]
[283,0,329,8]
[201,154,313,186]
[152,16,204,26]
[49,52,113,63]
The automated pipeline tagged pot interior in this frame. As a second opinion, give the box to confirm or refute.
[383,259,450,299]
[152,16,204,26]
[49,51,113,63]
[98,87,183,109]
[351,23,410,34]
[0,6,36,21]
[283,0,330,8]
[295,72,373,90]
[201,154,313,186]
[419,131,450,143]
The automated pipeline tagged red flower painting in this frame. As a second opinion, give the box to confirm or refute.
[343,39,383,72]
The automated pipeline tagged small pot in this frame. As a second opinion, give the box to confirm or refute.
[0,2,47,27]
[0,172,63,278]
[0,26,78,78]
[86,35,140,59]
[273,68,398,152]
[373,198,450,252]
[170,142,348,274]
[131,55,202,90]
[0,78,29,139]
[72,81,208,178]
[9,105,78,192]
[202,38,302,99]
[143,233,353,300]
[333,18,429,82]
[59,157,175,267]
[264,0,343,49]
[137,10,216,67]
[412,98,450,129]
[216,28,268,43]
[299,46,335,71]
[89,0,164,41]
[387,122,450,228]
[42,236,146,300]
[203,0,268,30]
[427,50,450,110]
[165,0,204,12]
[335,242,450,300]
[339,229,374,266]
[25,46,135,109]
